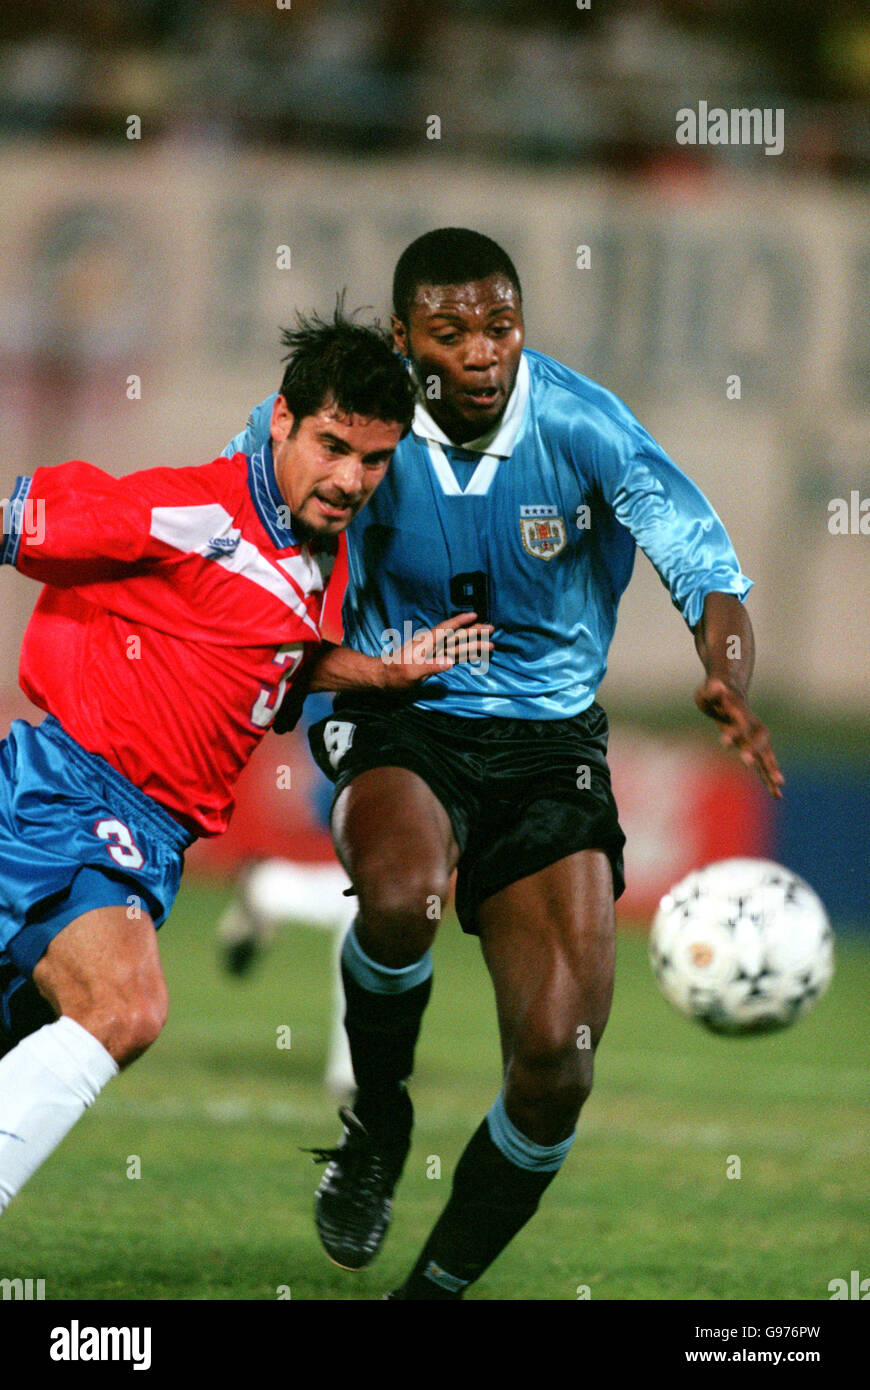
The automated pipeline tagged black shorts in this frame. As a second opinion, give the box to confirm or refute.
[308,694,626,934]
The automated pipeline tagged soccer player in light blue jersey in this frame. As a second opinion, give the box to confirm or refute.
[225,228,783,1299]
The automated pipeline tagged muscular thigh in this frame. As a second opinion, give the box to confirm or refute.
[331,767,461,964]
[309,699,474,913]
[477,849,616,1062]
[33,905,166,1036]
[333,767,460,882]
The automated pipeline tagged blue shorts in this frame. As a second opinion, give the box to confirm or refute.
[0,716,194,1043]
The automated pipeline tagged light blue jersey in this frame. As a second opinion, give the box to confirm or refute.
[225,349,751,719]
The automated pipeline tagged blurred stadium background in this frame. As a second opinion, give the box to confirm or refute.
[0,1,867,1300]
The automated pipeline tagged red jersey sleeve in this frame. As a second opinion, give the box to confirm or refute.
[5,461,168,588]
[5,458,242,589]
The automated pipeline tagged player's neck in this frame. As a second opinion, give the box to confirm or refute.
[427,405,508,449]
[288,517,337,554]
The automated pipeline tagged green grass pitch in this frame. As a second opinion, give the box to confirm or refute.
[3,882,867,1301]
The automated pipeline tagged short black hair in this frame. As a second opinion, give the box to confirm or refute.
[278,299,415,434]
[392,228,522,324]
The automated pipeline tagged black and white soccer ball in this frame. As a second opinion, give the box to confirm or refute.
[649,859,834,1034]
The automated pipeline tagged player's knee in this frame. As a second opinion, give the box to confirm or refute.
[108,999,167,1067]
[355,863,447,965]
[77,989,168,1068]
[510,1031,594,1128]
[358,904,439,968]
[504,1076,586,1148]
[122,1007,165,1065]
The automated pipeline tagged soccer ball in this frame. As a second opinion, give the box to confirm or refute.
[649,859,834,1035]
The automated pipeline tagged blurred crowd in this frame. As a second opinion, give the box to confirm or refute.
[0,0,867,177]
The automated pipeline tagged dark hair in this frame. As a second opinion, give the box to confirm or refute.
[392,228,522,323]
[278,299,415,434]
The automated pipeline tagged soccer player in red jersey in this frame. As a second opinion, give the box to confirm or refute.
[0,307,490,1216]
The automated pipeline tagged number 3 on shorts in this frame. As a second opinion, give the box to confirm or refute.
[94,817,145,870]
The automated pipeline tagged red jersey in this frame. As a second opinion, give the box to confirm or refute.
[3,451,348,837]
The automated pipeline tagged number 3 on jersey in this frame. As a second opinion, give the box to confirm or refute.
[251,643,305,729]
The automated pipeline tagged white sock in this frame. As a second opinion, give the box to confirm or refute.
[248,860,356,932]
[246,860,357,1092]
[0,1016,119,1213]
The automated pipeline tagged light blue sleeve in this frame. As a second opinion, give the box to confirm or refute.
[221,394,278,458]
[591,425,753,629]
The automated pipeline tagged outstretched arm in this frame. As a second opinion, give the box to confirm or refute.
[2,462,191,586]
[309,612,493,694]
[692,591,784,798]
[582,436,781,798]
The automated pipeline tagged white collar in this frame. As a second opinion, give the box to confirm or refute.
[411,353,530,458]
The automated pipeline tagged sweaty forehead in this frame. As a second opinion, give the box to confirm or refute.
[311,402,353,429]
[310,402,370,432]
[310,403,401,443]
[411,275,521,320]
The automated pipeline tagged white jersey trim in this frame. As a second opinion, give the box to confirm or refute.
[149,504,320,638]
[411,353,530,457]
[425,442,501,498]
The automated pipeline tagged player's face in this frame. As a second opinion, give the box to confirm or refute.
[271,397,402,539]
[393,274,524,444]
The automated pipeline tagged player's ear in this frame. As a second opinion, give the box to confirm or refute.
[270,394,295,444]
[391,314,408,358]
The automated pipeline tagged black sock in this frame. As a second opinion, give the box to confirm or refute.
[0,965,55,1047]
[341,963,431,1148]
[397,1118,563,1299]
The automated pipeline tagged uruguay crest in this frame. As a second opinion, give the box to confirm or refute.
[520,505,566,560]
